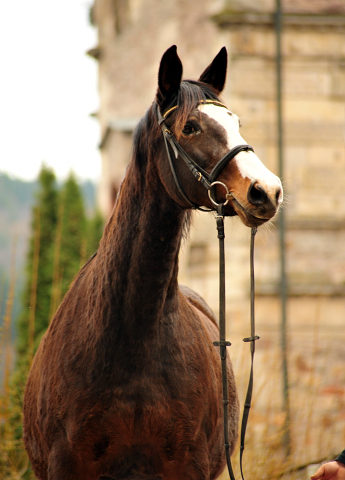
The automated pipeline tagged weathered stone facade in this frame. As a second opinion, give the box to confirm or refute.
[91,0,231,215]
[90,0,345,314]
[90,0,345,467]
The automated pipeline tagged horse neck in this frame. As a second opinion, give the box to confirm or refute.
[97,153,187,333]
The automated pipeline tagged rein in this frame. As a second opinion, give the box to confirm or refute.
[158,101,260,480]
[215,205,259,480]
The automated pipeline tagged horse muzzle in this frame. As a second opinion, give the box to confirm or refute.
[227,180,283,227]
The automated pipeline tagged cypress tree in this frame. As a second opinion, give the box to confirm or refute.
[16,166,58,360]
[16,170,102,361]
[7,169,101,479]
[55,172,87,301]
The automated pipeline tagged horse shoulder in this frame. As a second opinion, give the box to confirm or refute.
[179,284,218,328]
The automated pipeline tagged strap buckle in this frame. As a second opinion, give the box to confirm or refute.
[213,340,231,347]
[243,335,260,343]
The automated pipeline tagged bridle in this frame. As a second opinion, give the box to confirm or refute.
[156,99,254,212]
[157,100,260,480]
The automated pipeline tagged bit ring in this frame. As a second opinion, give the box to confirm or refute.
[208,181,232,207]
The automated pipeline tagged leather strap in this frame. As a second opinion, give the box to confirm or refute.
[240,227,259,480]
[213,204,236,480]
[208,145,254,184]
[157,102,254,212]
[214,212,259,480]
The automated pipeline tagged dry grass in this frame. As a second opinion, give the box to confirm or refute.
[218,295,344,480]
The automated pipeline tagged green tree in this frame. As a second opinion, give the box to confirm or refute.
[86,208,104,257]
[53,173,87,303]
[4,169,103,479]
[16,166,58,360]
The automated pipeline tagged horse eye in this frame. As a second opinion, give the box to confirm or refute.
[182,124,195,135]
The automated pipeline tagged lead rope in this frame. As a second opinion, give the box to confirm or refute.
[213,205,259,480]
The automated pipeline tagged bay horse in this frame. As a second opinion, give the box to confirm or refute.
[23,46,283,480]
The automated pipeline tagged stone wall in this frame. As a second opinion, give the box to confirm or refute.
[91,0,230,215]
[90,0,345,465]
[90,0,345,319]
[213,2,345,301]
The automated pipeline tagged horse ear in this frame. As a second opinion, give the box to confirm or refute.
[198,47,228,94]
[157,45,183,106]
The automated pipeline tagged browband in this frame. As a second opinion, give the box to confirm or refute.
[160,99,228,123]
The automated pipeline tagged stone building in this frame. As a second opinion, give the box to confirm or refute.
[89,0,345,466]
[90,0,345,317]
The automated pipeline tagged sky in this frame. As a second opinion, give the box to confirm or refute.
[0,1,101,182]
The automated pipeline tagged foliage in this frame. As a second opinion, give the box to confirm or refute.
[0,369,35,480]
[0,240,35,479]
[0,171,98,325]
[0,166,104,479]
[16,166,58,360]
[51,173,87,309]
[16,169,103,363]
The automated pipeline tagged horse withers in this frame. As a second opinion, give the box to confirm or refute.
[23,46,282,480]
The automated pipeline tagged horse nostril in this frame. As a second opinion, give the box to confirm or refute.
[275,187,283,206]
[247,182,267,206]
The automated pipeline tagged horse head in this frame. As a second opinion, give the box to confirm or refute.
[155,45,283,227]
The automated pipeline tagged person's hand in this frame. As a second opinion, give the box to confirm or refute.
[311,461,345,480]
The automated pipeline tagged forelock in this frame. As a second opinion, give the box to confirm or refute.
[173,81,221,137]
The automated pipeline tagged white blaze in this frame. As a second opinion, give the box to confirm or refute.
[199,104,282,194]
